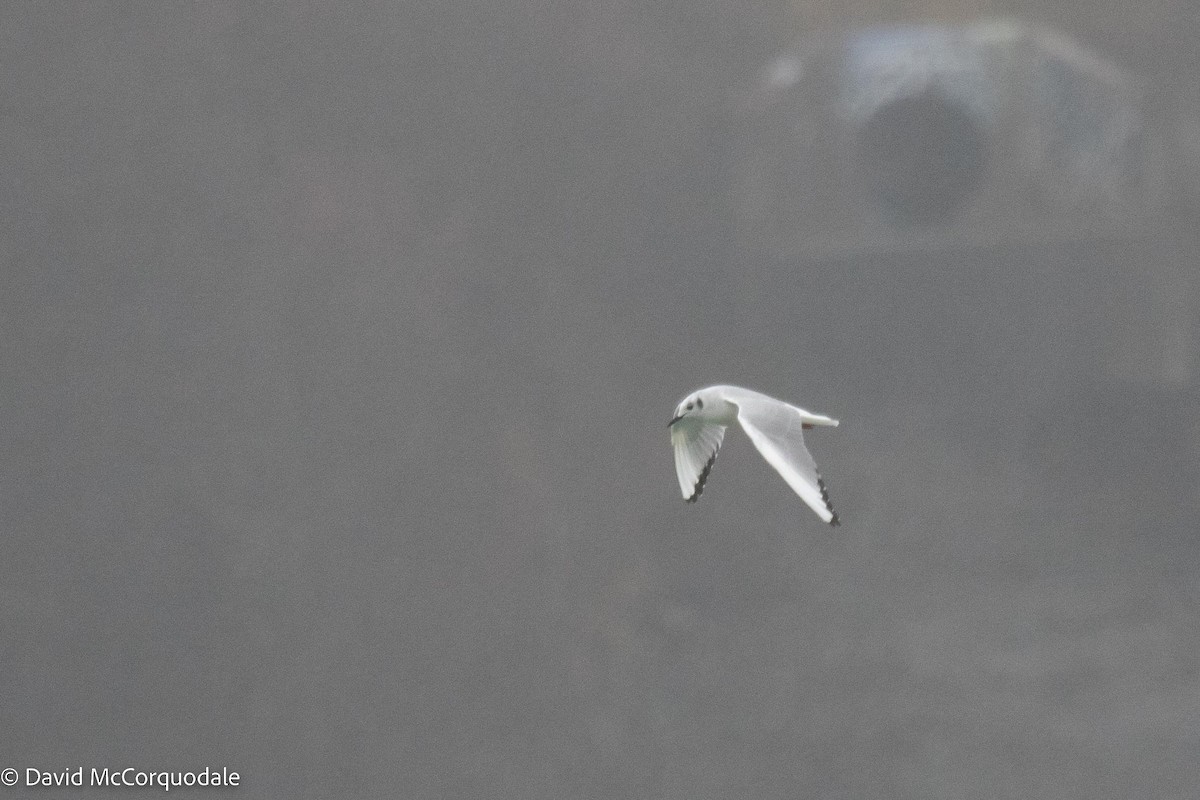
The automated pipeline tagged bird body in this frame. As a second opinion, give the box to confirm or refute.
[669,385,840,525]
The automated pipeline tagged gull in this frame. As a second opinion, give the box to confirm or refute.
[669,385,840,525]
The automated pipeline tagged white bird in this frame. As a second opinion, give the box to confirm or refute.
[669,385,841,525]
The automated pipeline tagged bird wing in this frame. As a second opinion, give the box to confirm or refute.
[731,394,840,525]
[671,418,727,502]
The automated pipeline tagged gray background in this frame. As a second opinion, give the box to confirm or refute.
[4,2,1199,798]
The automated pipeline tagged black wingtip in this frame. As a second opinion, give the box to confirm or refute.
[685,447,719,503]
[817,476,839,527]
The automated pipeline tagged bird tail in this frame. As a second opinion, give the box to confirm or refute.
[801,412,838,428]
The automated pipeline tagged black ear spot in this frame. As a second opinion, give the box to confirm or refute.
[696,398,703,409]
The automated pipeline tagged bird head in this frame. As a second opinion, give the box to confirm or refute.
[668,392,706,427]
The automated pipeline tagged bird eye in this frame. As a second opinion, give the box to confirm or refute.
[686,402,694,410]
